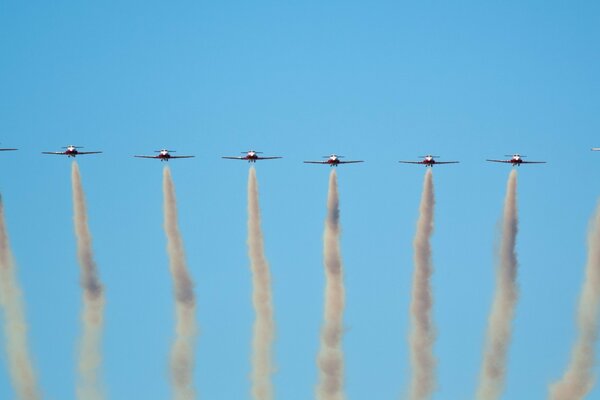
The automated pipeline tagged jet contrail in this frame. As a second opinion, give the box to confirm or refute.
[0,197,41,400]
[163,166,197,400]
[409,168,436,400]
[72,161,105,400]
[316,169,346,400]
[247,167,276,400]
[476,169,519,400]
[549,202,600,400]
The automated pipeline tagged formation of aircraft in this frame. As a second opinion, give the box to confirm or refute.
[222,150,282,162]
[134,149,195,161]
[304,154,364,167]
[42,145,102,157]
[13,144,597,168]
[399,155,460,167]
[486,154,546,166]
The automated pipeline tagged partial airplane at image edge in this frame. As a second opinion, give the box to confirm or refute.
[134,149,194,161]
[399,155,459,167]
[592,148,600,151]
[486,154,546,166]
[222,150,282,162]
[42,145,102,157]
[304,154,364,167]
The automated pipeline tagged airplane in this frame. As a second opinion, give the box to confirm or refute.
[134,149,194,161]
[304,154,364,167]
[222,150,282,163]
[399,155,459,167]
[42,145,102,157]
[486,154,546,166]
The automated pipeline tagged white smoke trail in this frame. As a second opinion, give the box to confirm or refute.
[163,166,197,400]
[409,169,436,400]
[0,196,41,400]
[549,202,600,400]
[316,169,346,400]
[476,169,519,400]
[72,162,105,400]
[247,167,276,400]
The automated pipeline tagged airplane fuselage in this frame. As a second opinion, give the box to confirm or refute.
[510,156,523,166]
[157,152,172,161]
[244,151,259,162]
[65,148,79,157]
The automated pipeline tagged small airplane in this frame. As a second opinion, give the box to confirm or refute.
[486,154,546,166]
[42,145,102,157]
[222,150,282,163]
[399,155,459,167]
[304,154,364,167]
[134,149,194,161]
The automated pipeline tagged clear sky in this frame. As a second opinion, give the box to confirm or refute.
[1,1,600,399]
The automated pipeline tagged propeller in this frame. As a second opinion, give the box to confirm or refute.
[323,155,344,158]
[63,145,83,149]
[242,151,263,154]
[504,154,526,157]
[419,155,439,158]
[155,150,176,152]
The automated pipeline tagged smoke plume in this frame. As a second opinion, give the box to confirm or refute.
[409,169,436,400]
[163,166,197,400]
[0,197,41,399]
[247,167,276,400]
[316,169,346,400]
[72,162,105,400]
[476,169,519,400]
[549,202,600,399]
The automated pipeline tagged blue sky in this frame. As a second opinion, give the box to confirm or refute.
[1,1,600,399]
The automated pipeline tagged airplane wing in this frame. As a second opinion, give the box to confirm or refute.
[134,155,159,159]
[169,156,195,159]
[303,161,330,164]
[435,161,460,164]
[222,156,246,160]
[338,160,364,164]
[486,159,512,163]
[520,161,546,164]
[0,148,17,151]
[255,156,282,160]
[399,161,424,164]
[42,151,67,155]
[77,151,103,155]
